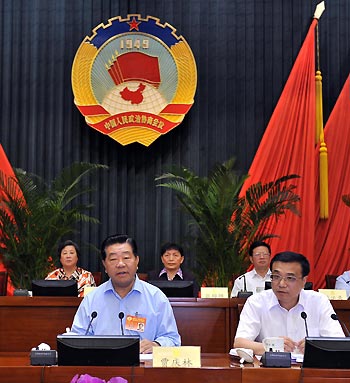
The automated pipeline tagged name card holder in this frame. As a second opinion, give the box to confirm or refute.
[318,289,348,300]
[153,346,201,368]
[200,287,229,298]
[84,286,98,296]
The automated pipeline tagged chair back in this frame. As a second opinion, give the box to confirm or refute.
[137,273,148,281]
[325,274,338,289]
[0,271,8,296]
[92,271,102,286]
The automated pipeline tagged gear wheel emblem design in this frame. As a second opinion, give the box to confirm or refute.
[72,15,197,146]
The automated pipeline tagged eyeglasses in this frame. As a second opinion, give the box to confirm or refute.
[270,274,303,283]
[252,252,270,257]
[163,253,182,258]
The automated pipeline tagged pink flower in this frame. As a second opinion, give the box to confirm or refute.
[70,375,128,383]
[70,374,106,383]
[108,378,128,383]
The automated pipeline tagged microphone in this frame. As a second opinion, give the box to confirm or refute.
[84,311,97,335]
[301,311,309,337]
[331,313,350,337]
[237,275,253,298]
[240,274,247,291]
[118,312,125,335]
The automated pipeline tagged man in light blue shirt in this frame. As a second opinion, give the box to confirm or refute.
[71,234,181,353]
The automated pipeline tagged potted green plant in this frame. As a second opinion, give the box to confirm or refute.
[155,158,300,288]
[0,162,108,290]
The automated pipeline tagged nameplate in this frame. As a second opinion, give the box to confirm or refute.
[318,289,348,300]
[83,286,97,296]
[200,287,228,298]
[153,346,201,368]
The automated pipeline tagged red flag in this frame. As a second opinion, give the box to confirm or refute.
[314,75,350,288]
[108,52,161,87]
[238,20,318,282]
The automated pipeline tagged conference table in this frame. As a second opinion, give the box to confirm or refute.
[2,352,350,383]
[1,297,350,383]
[1,296,350,353]
[0,296,237,353]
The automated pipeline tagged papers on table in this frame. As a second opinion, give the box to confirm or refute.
[140,353,153,361]
[291,353,303,363]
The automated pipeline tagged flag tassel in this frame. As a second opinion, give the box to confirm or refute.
[319,140,329,219]
[316,69,328,219]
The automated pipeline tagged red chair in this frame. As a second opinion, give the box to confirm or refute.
[325,274,338,289]
[0,271,8,296]
[92,271,102,286]
[137,273,148,281]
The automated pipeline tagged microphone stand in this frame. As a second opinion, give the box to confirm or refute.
[331,313,350,337]
[301,311,309,338]
[84,311,97,335]
[237,274,253,298]
[119,312,125,336]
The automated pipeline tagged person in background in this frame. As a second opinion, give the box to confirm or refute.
[335,271,350,297]
[45,240,96,297]
[70,234,181,353]
[231,240,271,297]
[234,251,344,355]
[148,242,200,297]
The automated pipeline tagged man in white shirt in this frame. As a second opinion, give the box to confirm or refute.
[234,251,344,355]
[335,271,350,298]
[231,241,271,297]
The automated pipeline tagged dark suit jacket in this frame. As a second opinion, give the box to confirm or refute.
[148,268,200,297]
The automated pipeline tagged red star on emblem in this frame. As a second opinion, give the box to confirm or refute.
[128,17,141,31]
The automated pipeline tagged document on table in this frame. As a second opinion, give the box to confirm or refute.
[291,353,303,363]
[140,353,153,361]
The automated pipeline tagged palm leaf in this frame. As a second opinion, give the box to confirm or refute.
[155,158,300,288]
[0,162,108,289]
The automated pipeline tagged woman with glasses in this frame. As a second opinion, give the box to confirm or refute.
[233,251,344,355]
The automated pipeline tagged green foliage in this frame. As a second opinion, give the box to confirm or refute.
[155,158,300,288]
[0,162,108,289]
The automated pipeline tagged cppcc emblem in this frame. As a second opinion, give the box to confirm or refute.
[72,15,197,146]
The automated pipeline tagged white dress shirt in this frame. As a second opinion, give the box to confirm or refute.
[231,268,271,297]
[335,271,350,297]
[235,289,344,343]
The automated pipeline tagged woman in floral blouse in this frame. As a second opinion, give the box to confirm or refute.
[45,240,96,297]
